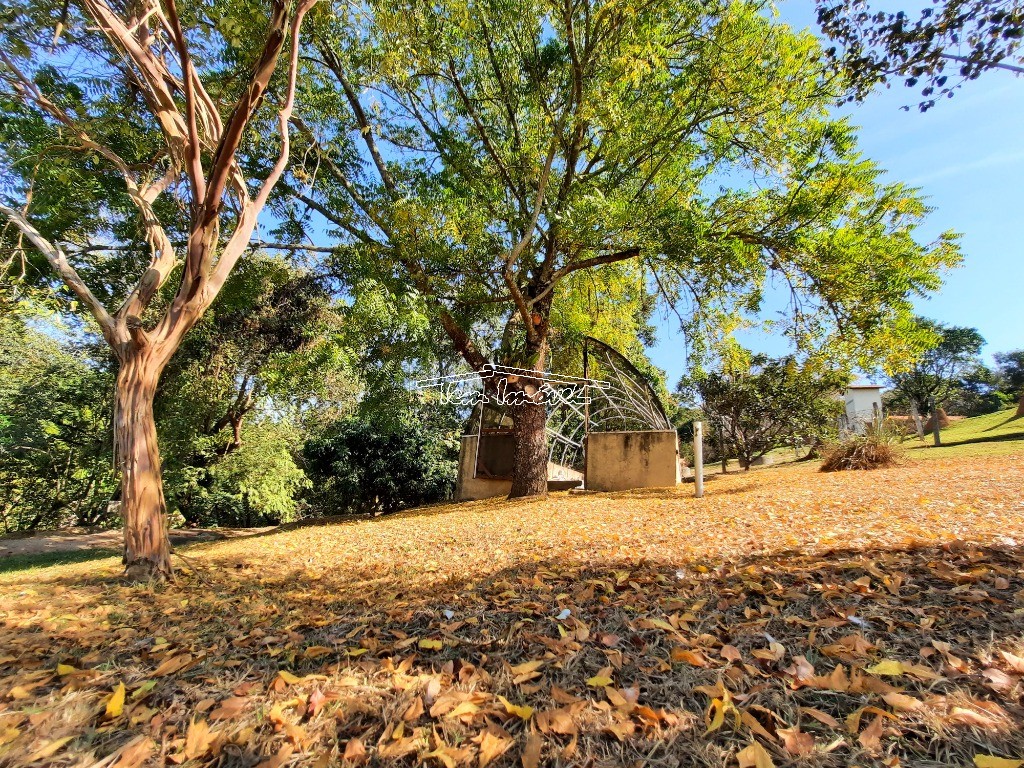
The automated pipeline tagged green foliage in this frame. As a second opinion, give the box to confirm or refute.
[941,363,1011,416]
[303,398,459,516]
[296,0,959,389]
[170,417,309,528]
[886,317,987,415]
[0,311,116,532]
[995,350,1024,399]
[156,255,358,526]
[817,0,1023,110]
[681,354,849,469]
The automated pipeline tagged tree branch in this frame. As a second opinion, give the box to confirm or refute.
[163,0,207,206]
[504,139,557,341]
[0,204,116,343]
[319,45,399,196]
[209,0,320,296]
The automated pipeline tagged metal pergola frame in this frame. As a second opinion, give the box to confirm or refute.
[468,338,673,481]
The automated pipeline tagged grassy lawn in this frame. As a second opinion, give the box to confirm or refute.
[0,547,121,576]
[1,452,1024,767]
[903,406,1024,459]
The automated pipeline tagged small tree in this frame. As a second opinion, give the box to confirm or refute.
[682,355,848,470]
[0,0,318,579]
[994,349,1024,416]
[886,317,986,424]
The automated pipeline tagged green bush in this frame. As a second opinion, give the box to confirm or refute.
[303,404,459,516]
[167,418,309,528]
[0,315,117,532]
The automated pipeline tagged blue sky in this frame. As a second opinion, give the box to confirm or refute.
[648,1,1024,387]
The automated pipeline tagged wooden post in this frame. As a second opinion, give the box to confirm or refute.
[930,397,941,447]
[694,421,704,498]
[582,341,590,487]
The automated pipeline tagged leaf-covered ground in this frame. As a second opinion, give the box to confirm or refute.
[2,454,1024,768]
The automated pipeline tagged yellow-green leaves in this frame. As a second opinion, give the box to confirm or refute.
[105,682,126,719]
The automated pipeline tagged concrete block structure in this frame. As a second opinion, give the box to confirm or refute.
[841,384,884,434]
[450,337,681,501]
[584,430,680,492]
[454,435,585,501]
[455,435,512,501]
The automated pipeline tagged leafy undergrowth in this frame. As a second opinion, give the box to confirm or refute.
[2,456,1024,767]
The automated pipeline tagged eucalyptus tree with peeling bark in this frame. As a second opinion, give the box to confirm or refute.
[0,0,317,579]
[289,0,959,498]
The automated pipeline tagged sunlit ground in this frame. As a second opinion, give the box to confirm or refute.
[1,449,1023,767]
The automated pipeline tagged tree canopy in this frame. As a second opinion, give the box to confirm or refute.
[283,0,959,495]
[886,316,987,415]
[817,0,1024,109]
[294,0,958,370]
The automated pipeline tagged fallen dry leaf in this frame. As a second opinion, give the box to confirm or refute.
[974,756,1024,768]
[343,737,367,765]
[105,681,126,719]
[475,725,513,768]
[737,740,775,768]
[777,726,814,756]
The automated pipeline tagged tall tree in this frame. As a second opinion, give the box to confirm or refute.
[994,349,1024,416]
[886,317,986,418]
[0,0,317,579]
[290,0,958,497]
[817,0,1024,109]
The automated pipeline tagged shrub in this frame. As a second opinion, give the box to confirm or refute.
[303,404,459,516]
[820,430,901,472]
[168,417,309,528]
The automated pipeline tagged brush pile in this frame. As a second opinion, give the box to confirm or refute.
[820,431,901,471]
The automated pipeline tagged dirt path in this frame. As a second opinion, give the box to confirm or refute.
[0,527,272,558]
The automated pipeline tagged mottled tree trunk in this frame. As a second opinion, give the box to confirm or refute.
[910,401,925,439]
[508,400,548,498]
[115,351,172,581]
[1017,392,1024,418]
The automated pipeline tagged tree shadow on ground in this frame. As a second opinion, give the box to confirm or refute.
[0,546,120,574]
[2,537,1023,767]
[982,413,1024,433]
[938,432,1024,448]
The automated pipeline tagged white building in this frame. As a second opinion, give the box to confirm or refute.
[841,384,884,434]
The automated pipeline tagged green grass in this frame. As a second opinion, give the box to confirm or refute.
[0,547,121,575]
[903,405,1024,459]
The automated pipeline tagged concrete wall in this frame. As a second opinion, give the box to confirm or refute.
[455,435,512,501]
[457,432,675,500]
[585,430,680,492]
